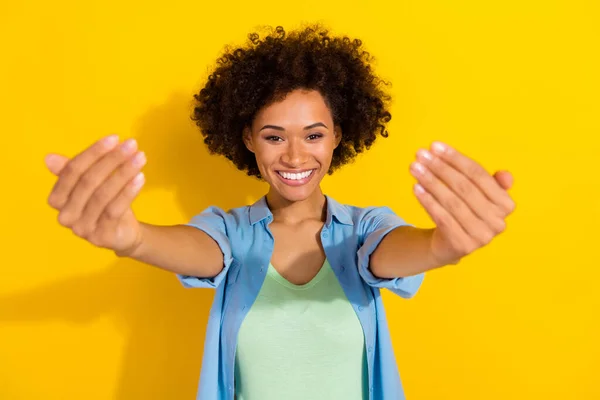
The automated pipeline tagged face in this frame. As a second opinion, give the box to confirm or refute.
[243,89,341,203]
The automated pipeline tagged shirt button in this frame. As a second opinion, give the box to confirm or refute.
[322,232,329,238]
[368,346,373,353]
[358,306,364,311]
[369,386,373,393]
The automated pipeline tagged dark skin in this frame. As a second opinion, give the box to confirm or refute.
[243,88,515,281]
[44,88,514,283]
[242,89,341,284]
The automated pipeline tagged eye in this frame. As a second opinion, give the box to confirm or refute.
[307,133,323,140]
[265,136,283,142]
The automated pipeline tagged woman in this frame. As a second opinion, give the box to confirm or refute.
[44,25,515,400]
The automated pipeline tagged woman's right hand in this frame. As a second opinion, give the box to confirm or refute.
[45,134,147,257]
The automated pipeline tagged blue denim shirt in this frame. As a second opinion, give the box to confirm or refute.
[177,194,425,400]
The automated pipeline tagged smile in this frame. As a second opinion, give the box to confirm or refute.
[275,169,316,186]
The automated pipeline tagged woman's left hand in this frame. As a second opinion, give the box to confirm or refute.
[409,141,516,267]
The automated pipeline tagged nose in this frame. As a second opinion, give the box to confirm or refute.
[281,140,307,167]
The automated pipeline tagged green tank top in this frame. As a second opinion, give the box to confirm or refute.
[234,259,368,400]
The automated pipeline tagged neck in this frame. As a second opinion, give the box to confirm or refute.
[266,186,327,225]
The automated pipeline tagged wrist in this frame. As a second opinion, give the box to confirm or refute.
[115,223,147,259]
[427,228,462,268]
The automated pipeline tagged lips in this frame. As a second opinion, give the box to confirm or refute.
[275,169,316,186]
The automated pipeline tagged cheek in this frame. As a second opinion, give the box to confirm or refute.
[254,147,278,169]
[315,144,335,164]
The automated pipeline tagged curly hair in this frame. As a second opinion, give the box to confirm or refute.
[192,24,393,178]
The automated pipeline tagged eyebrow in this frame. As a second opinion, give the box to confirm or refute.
[259,122,328,132]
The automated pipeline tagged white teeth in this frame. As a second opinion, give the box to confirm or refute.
[278,170,314,180]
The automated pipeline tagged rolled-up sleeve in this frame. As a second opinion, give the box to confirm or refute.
[357,206,425,298]
[177,206,234,289]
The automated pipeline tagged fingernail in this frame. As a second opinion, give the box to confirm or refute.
[132,151,146,167]
[121,138,137,153]
[431,141,447,155]
[414,183,425,194]
[417,149,433,161]
[411,161,426,175]
[103,134,119,148]
[132,172,145,189]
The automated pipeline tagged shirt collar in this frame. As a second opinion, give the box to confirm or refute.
[249,194,354,226]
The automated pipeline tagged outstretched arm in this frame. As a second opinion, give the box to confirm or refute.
[370,141,515,278]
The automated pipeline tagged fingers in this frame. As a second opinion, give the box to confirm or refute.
[58,139,140,227]
[75,151,146,235]
[430,142,515,215]
[412,183,475,251]
[410,160,497,246]
[103,172,146,221]
[416,148,504,222]
[409,142,516,253]
[47,134,120,210]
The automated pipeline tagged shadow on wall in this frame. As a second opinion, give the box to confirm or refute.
[1,92,266,398]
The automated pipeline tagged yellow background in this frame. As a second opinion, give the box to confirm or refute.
[1,0,598,399]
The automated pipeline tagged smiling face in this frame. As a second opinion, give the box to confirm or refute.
[243,89,342,204]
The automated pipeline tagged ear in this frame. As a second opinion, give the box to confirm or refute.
[243,126,255,153]
[334,126,342,149]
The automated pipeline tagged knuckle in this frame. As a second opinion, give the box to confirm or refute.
[454,242,471,257]
[116,166,135,184]
[446,196,463,214]
[47,193,62,209]
[462,240,479,255]
[490,205,504,219]
[57,212,74,227]
[104,204,120,219]
[91,185,113,206]
[493,219,507,234]
[72,223,89,238]
[88,232,104,247]
[78,173,97,191]
[505,199,516,214]
[455,179,472,198]
[479,230,494,246]
[60,161,78,178]
[468,163,484,180]
[107,147,128,165]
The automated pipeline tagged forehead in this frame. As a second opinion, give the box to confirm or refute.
[252,89,334,128]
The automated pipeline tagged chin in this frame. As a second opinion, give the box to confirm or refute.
[278,187,315,203]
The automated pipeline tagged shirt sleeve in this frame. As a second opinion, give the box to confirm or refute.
[356,206,425,299]
[176,206,235,289]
